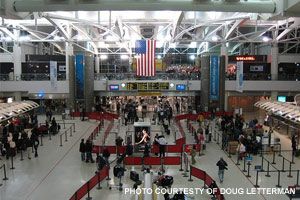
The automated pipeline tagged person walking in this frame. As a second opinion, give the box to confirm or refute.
[216,157,228,183]
[79,139,86,161]
[102,147,110,165]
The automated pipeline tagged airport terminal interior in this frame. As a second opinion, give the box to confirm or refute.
[1,0,300,200]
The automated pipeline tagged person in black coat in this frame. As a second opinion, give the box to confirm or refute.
[79,139,86,161]
[85,139,94,163]
[216,157,228,183]
[102,147,110,165]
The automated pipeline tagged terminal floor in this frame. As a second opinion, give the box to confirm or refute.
[0,113,299,200]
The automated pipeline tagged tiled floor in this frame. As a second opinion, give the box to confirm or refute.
[0,113,299,200]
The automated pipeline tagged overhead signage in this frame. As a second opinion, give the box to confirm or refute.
[126,82,169,91]
[176,84,186,91]
[210,55,219,100]
[109,85,119,91]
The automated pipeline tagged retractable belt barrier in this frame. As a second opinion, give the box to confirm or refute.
[69,166,109,200]
[189,166,225,200]
[124,156,181,166]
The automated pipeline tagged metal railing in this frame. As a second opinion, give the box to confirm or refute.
[0,73,66,81]
[94,72,201,80]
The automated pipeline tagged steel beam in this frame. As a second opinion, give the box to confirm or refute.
[13,0,276,13]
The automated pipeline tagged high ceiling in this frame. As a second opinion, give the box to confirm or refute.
[0,0,300,56]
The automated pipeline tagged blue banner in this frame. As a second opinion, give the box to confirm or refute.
[75,54,84,99]
[210,55,219,101]
[50,61,57,90]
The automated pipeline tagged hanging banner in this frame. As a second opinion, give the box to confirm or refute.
[210,55,219,100]
[236,61,244,93]
[50,61,57,90]
[75,54,85,99]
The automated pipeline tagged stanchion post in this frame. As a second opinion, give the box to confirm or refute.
[60,134,63,147]
[272,150,276,164]
[179,152,183,171]
[65,131,68,142]
[40,134,43,146]
[261,156,264,172]
[278,144,282,157]
[288,162,293,178]
[63,120,66,129]
[10,156,15,170]
[188,166,193,182]
[276,171,282,188]
[296,170,300,187]
[254,170,259,188]
[265,162,271,177]
[86,181,92,200]
[246,162,251,178]
[282,157,285,172]
[217,132,220,145]
[243,157,247,172]
[97,172,102,190]
[49,131,52,140]
[70,127,73,137]
[3,164,8,180]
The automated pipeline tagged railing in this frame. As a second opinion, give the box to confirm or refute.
[0,73,66,81]
[59,123,76,147]
[94,72,201,80]
[226,73,300,81]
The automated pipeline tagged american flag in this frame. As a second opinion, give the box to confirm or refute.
[135,40,156,77]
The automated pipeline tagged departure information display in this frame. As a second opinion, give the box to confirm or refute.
[126,82,169,91]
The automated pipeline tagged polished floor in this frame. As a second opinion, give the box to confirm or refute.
[0,113,299,200]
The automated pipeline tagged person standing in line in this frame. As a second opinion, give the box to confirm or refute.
[26,131,33,159]
[216,157,228,183]
[190,145,196,165]
[102,147,110,166]
[79,139,86,161]
[175,101,180,114]
[33,134,39,157]
[85,139,94,163]
[157,135,167,158]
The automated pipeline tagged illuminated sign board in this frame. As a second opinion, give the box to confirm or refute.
[126,82,169,91]
[109,85,119,91]
[228,55,268,63]
[236,56,255,61]
[176,84,186,91]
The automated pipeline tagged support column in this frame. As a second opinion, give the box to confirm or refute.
[271,43,278,80]
[200,56,210,111]
[66,42,75,110]
[95,55,100,74]
[65,42,73,81]
[224,91,229,111]
[13,43,22,81]
[85,54,95,112]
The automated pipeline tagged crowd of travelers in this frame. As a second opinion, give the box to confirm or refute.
[0,112,40,160]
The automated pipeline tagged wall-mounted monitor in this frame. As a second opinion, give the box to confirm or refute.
[109,85,119,91]
[277,96,286,102]
[176,84,186,91]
